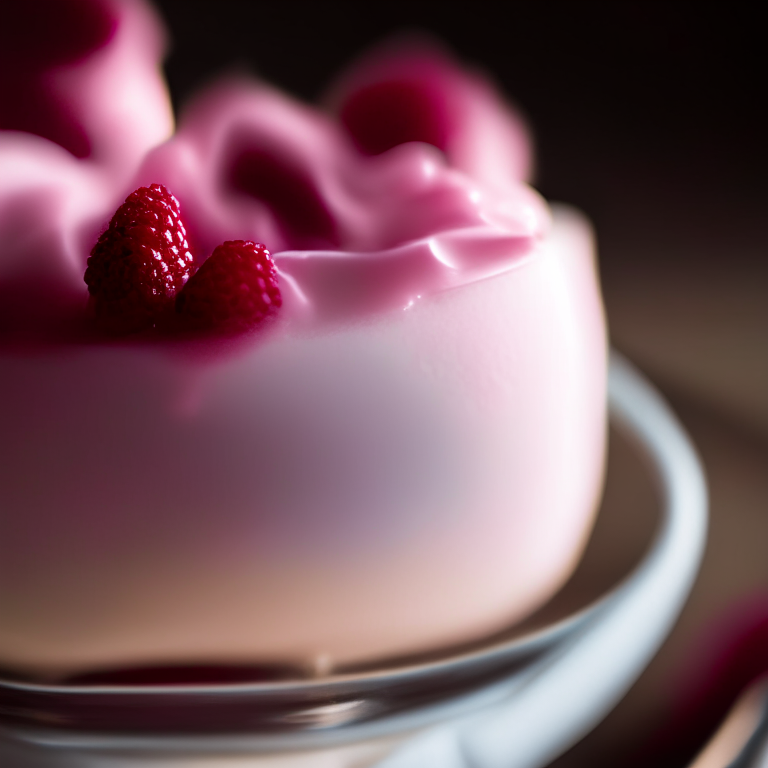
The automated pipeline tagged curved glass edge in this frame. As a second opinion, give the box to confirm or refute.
[1,352,709,764]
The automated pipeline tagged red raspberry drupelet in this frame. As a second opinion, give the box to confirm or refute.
[84,184,194,332]
[176,240,281,331]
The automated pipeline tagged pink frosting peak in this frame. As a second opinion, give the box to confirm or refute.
[327,37,535,187]
[0,0,118,160]
[0,0,172,173]
[0,1,548,333]
[0,0,173,337]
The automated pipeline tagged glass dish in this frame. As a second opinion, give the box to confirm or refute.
[0,352,708,767]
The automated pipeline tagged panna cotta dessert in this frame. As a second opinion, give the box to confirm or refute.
[0,0,606,680]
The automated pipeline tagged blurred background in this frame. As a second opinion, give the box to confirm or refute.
[136,2,768,764]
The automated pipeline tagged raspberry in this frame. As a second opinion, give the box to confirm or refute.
[84,184,195,332]
[176,240,281,331]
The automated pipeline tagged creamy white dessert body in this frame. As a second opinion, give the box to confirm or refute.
[0,0,606,678]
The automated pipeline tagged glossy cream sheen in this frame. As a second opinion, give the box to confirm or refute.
[133,77,549,322]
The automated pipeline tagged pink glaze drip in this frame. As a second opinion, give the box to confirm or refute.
[0,1,546,336]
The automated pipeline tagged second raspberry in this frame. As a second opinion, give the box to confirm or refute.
[176,240,281,331]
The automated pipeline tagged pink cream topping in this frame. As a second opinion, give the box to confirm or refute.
[0,1,548,335]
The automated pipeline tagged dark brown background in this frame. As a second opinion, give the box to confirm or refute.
[152,3,767,765]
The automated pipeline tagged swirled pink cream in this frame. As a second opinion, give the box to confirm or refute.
[0,1,606,678]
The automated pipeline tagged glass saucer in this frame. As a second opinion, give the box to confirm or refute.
[0,353,708,768]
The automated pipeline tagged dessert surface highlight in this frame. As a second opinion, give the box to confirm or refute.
[0,0,607,678]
